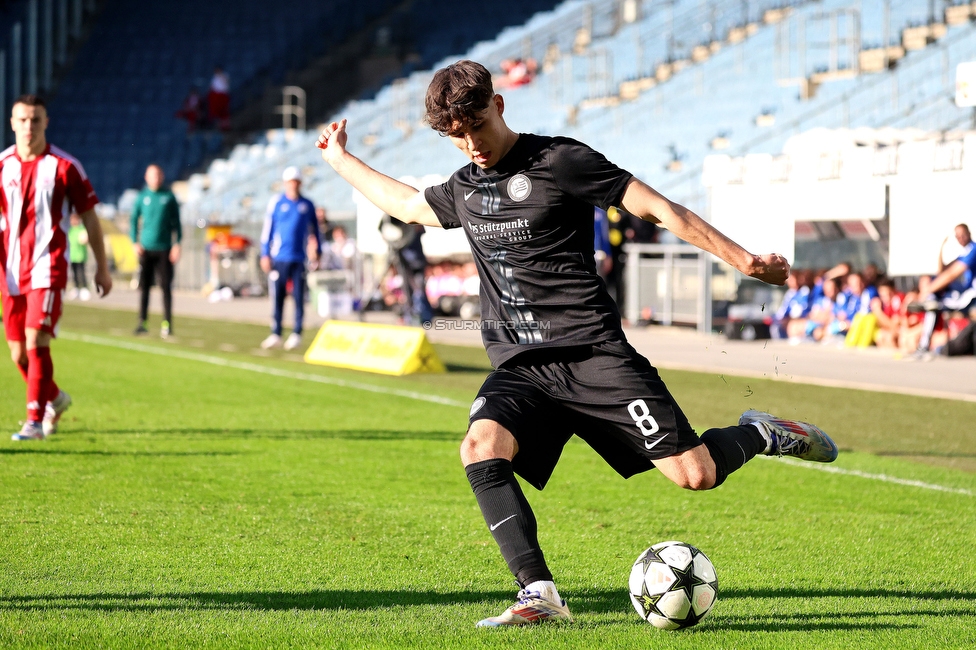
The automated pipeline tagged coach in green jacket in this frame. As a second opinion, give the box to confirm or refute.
[131,164,182,337]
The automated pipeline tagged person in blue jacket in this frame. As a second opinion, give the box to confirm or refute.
[914,223,976,355]
[260,166,322,350]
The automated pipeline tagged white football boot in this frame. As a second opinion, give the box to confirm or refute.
[12,421,46,441]
[476,588,574,627]
[43,390,72,436]
[740,410,838,462]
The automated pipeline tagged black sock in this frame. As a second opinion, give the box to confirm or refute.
[700,424,767,488]
[465,459,552,587]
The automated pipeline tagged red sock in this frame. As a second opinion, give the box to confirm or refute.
[26,347,54,423]
[16,360,29,383]
[16,359,57,401]
[47,378,61,402]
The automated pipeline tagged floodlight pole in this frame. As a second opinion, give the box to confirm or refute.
[0,50,5,148]
[883,0,890,70]
[72,0,82,39]
[11,23,22,99]
[43,0,53,91]
[57,0,68,66]
[27,0,37,94]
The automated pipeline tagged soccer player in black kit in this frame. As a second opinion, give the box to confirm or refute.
[317,60,838,627]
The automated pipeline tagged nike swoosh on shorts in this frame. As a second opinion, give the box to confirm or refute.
[644,436,667,450]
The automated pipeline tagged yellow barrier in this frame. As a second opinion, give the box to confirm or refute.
[105,233,140,274]
[304,320,446,376]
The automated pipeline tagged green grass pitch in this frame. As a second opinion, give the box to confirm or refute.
[0,306,974,648]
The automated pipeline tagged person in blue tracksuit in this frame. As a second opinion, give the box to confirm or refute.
[914,223,976,355]
[259,166,322,350]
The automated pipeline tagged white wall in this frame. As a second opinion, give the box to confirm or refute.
[709,180,886,263]
[889,172,972,276]
[354,174,473,258]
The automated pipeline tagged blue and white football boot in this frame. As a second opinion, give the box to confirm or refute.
[740,410,838,463]
[11,421,46,441]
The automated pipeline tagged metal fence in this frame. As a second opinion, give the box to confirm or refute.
[623,243,713,332]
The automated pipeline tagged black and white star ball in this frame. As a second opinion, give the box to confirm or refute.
[628,541,718,629]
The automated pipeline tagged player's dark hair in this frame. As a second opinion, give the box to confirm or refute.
[425,60,494,135]
[13,94,46,109]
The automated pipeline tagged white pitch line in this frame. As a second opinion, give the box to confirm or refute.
[761,456,974,497]
[60,332,469,409]
[61,332,974,497]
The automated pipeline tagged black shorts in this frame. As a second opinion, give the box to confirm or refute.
[468,339,702,490]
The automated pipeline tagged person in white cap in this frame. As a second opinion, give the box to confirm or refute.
[259,166,322,350]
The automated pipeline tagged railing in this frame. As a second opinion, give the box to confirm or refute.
[275,86,307,131]
[623,243,713,332]
[187,1,814,222]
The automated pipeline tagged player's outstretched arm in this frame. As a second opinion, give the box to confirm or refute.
[316,119,442,228]
[926,260,967,295]
[620,178,789,285]
[79,208,113,297]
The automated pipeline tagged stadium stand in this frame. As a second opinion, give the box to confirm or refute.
[184,0,976,230]
[38,0,411,204]
[0,0,102,148]
[6,0,565,204]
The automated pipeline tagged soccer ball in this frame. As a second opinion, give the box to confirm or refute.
[628,541,718,629]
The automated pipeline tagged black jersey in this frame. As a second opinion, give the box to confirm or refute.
[425,133,634,367]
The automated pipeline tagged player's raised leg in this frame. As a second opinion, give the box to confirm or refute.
[739,410,838,462]
[461,419,573,627]
[655,413,837,492]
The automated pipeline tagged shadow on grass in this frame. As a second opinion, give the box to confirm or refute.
[712,607,972,632]
[723,586,976,601]
[0,589,529,612]
[2,587,972,624]
[875,450,976,459]
[711,620,922,632]
[56,428,464,441]
[0,448,242,457]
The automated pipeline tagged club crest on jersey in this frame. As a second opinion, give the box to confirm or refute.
[507,174,532,202]
[470,396,486,417]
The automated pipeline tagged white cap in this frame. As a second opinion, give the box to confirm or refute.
[282,166,302,182]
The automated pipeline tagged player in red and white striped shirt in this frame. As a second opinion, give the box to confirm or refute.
[1,95,112,440]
